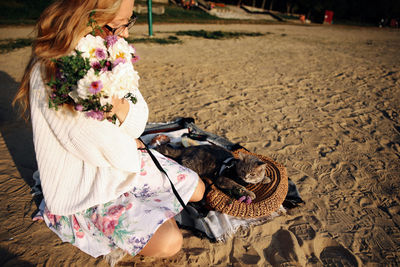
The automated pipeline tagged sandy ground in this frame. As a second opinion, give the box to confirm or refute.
[0,23,400,266]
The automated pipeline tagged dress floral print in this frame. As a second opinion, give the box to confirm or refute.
[40,149,199,258]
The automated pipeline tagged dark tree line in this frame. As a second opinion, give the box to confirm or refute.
[0,0,53,22]
[1,0,399,25]
[226,0,400,24]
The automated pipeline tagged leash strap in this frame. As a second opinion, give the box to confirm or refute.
[139,138,200,219]
[218,157,236,176]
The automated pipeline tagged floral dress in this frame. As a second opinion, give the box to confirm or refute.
[39,149,199,258]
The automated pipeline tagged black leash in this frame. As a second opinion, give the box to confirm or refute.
[139,138,201,219]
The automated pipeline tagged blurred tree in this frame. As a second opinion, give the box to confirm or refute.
[269,0,274,11]
[261,0,267,10]
[0,0,54,22]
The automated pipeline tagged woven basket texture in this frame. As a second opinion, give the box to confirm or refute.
[205,148,288,218]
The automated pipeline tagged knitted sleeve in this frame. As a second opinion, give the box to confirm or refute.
[119,90,149,139]
[30,64,140,173]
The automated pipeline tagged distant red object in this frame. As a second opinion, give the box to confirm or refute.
[209,2,225,8]
[324,10,334,24]
[390,18,398,28]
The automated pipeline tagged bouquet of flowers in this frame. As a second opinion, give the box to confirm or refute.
[47,34,140,123]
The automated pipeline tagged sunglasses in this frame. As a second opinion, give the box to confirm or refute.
[104,14,137,36]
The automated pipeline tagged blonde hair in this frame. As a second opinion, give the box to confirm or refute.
[13,0,122,120]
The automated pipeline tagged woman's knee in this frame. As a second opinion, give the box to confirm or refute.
[138,219,183,258]
[153,224,183,257]
[162,229,183,257]
[190,178,205,202]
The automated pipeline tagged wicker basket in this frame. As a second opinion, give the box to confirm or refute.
[205,148,288,218]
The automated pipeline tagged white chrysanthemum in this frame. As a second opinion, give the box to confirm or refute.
[107,37,135,63]
[75,34,107,63]
[108,63,139,98]
[100,95,112,106]
[71,68,110,100]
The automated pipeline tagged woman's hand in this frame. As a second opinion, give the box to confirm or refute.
[110,97,144,149]
[136,139,145,149]
[111,96,129,124]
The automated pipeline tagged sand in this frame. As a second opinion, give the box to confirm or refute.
[0,23,399,266]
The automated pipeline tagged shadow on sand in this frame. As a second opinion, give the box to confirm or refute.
[0,247,35,267]
[0,71,37,187]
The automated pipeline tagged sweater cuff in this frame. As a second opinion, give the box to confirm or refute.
[120,100,148,138]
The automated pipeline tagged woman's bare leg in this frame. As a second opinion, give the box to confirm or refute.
[189,178,205,202]
[138,178,205,257]
[138,218,183,258]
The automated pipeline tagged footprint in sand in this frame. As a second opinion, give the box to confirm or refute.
[287,216,316,246]
[319,246,358,266]
[264,228,306,266]
[329,162,357,189]
[238,245,261,265]
[275,216,360,267]
[292,162,314,179]
[314,235,360,267]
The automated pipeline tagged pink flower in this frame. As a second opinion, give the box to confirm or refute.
[105,35,118,47]
[107,205,125,220]
[177,174,186,182]
[86,110,104,120]
[75,104,83,111]
[131,55,139,64]
[76,231,85,239]
[89,80,103,94]
[91,213,118,237]
[96,111,104,120]
[102,217,118,236]
[113,57,126,67]
[91,61,101,71]
[126,203,133,210]
[124,192,130,197]
[95,48,106,60]
[154,199,161,202]
[140,159,145,169]
[140,170,147,176]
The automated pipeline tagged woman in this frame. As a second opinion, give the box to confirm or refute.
[13,0,205,263]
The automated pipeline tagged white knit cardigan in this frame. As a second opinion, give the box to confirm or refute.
[30,63,149,216]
